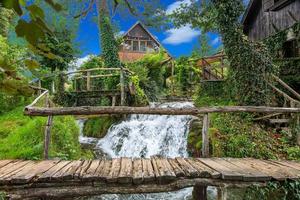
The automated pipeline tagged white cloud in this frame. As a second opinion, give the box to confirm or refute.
[163,25,201,45]
[166,0,194,15]
[116,31,125,37]
[69,55,94,72]
[211,36,221,45]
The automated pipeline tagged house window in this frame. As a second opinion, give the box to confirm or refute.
[140,41,146,52]
[124,40,132,51]
[283,40,299,58]
[133,41,139,51]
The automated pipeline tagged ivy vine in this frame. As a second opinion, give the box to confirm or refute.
[212,0,277,106]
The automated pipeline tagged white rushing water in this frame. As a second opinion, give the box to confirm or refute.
[95,102,194,158]
[78,102,216,200]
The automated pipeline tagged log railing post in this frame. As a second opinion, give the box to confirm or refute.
[202,113,210,158]
[86,71,91,91]
[112,95,116,107]
[44,93,53,160]
[38,80,42,95]
[51,80,55,94]
[120,68,125,106]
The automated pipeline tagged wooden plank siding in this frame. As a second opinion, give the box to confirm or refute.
[243,0,300,41]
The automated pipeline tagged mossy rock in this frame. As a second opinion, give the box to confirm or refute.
[187,118,202,157]
[83,116,121,138]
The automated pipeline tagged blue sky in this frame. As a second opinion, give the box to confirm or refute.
[75,0,248,61]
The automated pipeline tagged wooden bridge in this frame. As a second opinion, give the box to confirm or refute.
[1,158,300,199]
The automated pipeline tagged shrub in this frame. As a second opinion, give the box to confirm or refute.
[0,107,91,160]
[210,113,281,159]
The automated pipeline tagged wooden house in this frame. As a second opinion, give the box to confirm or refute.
[118,21,170,62]
[242,0,300,58]
[242,0,300,41]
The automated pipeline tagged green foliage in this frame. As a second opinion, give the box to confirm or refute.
[0,92,28,115]
[83,116,120,138]
[187,120,202,157]
[0,191,5,200]
[245,181,300,200]
[264,22,300,91]
[194,33,213,57]
[212,0,276,106]
[0,107,91,160]
[127,51,168,101]
[128,75,149,106]
[1,0,63,58]
[98,5,121,69]
[210,113,282,159]
[0,35,33,96]
[171,0,277,106]
[0,6,14,37]
[286,146,300,161]
[39,29,78,72]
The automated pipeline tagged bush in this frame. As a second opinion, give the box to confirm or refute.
[127,51,168,101]
[210,113,282,159]
[0,107,92,160]
[286,146,300,161]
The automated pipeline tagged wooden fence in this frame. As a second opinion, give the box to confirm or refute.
[25,86,300,159]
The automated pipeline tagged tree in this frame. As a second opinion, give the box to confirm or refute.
[171,0,276,106]
[0,6,14,37]
[96,0,121,68]
[193,32,212,57]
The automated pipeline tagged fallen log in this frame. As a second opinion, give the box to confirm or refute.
[24,106,300,117]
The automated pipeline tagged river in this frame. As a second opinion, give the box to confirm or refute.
[78,102,217,200]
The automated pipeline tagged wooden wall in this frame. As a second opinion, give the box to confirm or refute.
[244,0,300,41]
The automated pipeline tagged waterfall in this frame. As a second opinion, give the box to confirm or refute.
[96,102,194,158]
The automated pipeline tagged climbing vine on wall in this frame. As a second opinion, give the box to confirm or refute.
[212,0,277,106]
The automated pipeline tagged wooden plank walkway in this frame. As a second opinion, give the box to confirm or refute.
[0,158,299,199]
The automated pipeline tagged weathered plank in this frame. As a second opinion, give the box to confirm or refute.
[95,159,111,181]
[51,160,82,180]
[223,158,271,181]
[239,159,298,181]
[142,159,155,183]
[0,161,33,179]
[38,161,71,181]
[175,157,198,177]
[132,158,143,184]
[7,160,60,184]
[270,160,300,171]
[187,158,220,178]
[75,160,91,178]
[198,158,244,180]
[211,158,270,181]
[107,159,121,183]
[0,160,14,170]
[0,161,36,183]
[168,158,185,177]
[82,160,102,180]
[153,157,176,183]
[118,158,133,184]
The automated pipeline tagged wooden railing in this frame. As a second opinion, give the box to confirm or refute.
[66,67,130,106]
[25,92,300,159]
[196,54,226,81]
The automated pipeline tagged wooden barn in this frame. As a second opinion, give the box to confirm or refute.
[242,0,300,42]
[118,21,170,62]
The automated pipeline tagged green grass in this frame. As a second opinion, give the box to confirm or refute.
[0,107,93,160]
